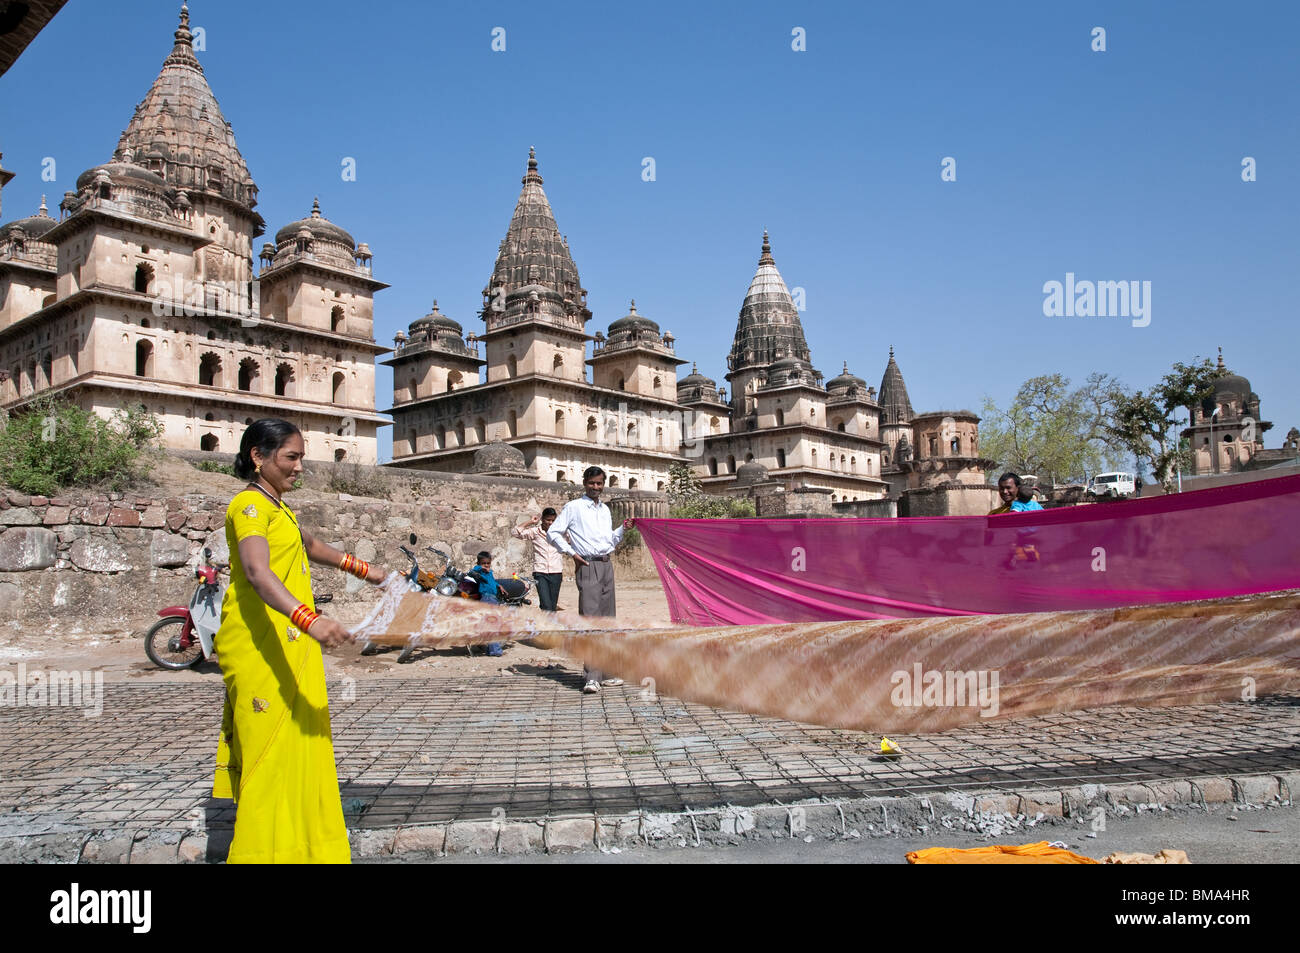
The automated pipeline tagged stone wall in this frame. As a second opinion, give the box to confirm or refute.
[900,483,1001,517]
[0,479,659,638]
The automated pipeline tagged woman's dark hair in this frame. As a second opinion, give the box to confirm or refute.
[542,507,557,519]
[234,418,302,480]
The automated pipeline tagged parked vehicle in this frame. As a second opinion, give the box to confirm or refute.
[1087,472,1137,499]
[144,547,332,670]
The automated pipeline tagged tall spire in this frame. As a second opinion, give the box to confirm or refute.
[879,347,914,425]
[727,230,812,375]
[114,3,259,212]
[484,149,586,324]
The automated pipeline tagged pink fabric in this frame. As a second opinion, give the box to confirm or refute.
[638,474,1300,625]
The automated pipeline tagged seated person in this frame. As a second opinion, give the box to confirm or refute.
[1013,481,1043,512]
[466,551,505,657]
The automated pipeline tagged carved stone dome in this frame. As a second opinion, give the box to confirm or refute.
[274,197,355,250]
[467,440,536,478]
[735,460,769,485]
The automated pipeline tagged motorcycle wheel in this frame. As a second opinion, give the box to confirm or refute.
[144,617,204,670]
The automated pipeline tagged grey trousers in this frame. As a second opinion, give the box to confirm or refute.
[575,558,616,617]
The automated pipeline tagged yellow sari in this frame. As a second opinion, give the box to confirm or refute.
[212,488,350,864]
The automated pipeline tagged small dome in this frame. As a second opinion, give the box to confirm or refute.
[274,197,355,250]
[608,299,661,336]
[736,460,769,485]
[826,361,867,394]
[467,440,534,478]
[410,300,462,335]
[1214,373,1251,399]
[75,156,169,194]
[678,362,716,388]
[1,197,56,240]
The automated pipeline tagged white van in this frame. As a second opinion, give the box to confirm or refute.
[1087,472,1136,498]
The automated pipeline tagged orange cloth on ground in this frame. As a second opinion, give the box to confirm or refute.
[907,842,1099,864]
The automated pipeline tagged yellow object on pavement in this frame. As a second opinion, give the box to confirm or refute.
[907,841,1099,864]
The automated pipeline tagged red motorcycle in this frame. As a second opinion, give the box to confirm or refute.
[144,547,331,670]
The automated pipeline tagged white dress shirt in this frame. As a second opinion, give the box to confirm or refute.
[547,494,623,559]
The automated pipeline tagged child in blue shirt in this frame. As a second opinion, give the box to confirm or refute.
[467,551,504,656]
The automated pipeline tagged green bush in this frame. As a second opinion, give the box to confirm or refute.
[670,496,755,519]
[468,497,485,511]
[621,526,642,548]
[326,461,391,500]
[0,397,163,495]
[194,460,236,476]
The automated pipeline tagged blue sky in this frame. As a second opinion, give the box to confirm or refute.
[3,0,1297,463]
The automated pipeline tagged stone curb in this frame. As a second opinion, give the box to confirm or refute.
[3,770,1295,863]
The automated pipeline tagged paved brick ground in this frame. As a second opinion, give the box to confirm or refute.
[2,670,1298,840]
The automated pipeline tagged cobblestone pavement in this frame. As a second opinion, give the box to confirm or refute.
[2,667,1298,839]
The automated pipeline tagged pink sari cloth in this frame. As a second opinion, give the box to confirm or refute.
[638,474,1300,625]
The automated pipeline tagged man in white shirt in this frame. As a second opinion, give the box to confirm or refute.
[548,466,635,693]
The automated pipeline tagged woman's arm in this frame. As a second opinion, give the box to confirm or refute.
[237,535,351,646]
[301,528,387,583]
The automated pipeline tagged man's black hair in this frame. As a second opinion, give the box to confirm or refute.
[582,466,606,482]
[476,551,491,563]
[997,472,1022,487]
[542,507,557,518]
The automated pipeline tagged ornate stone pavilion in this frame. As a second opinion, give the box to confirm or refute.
[0,6,388,462]
[385,149,689,490]
[386,150,983,503]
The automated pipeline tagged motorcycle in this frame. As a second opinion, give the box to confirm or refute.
[144,546,332,670]
[361,535,533,662]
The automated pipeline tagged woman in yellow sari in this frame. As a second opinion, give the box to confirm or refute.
[213,419,388,864]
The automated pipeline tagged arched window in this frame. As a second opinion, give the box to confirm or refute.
[609,474,619,487]
[837,422,846,433]
[727,454,736,474]
[506,355,518,377]
[455,422,465,447]
[656,426,664,448]
[557,470,566,483]
[840,454,847,469]
[474,417,486,443]
[553,354,563,373]
[200,433,219,451]
[41,353,53,388]
[851,456,857,472]
[334,449,347,462]
[627,421,637,444]
[135,340,154,377]
[776,449,786,468]
[811,448,818,466]
[708,457,718,476]
[274,362,294,396]
[435,425,446,450]
[238,358,258,392]
[134,264,153,293]
[883,451,890,466]
[554,409,565,437]
[508,410,518,438]
[653,375,662,394]
[69,338,79,375]
[199,352,222,387]
[928,436,938,457]
[447,370,463,392]
[614,373,625,391]
[710,416,720,433]
[776,408,785,426]
[331,305,344,332]
[587,416,598,440]
[408,377,417,401]
[629,478,639,489]
[950,437,960,455]
[406,429,417,454]
[657,481,664,491]
[332,371,346,404]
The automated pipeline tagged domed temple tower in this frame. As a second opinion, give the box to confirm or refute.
[0,6,388,463]
[1181,348,1272,475]
[696,232,887,501]
[386,149,688,490]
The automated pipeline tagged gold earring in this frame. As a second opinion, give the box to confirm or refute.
[255,463,262,474]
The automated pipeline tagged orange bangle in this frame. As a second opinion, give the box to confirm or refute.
[340,553,371,581]
[290,603,319,632]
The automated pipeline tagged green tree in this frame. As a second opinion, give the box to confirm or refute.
[980,373,1129,484]
[664,460,754,518]
[1109,357,1224,490]
[0,397,162,495]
